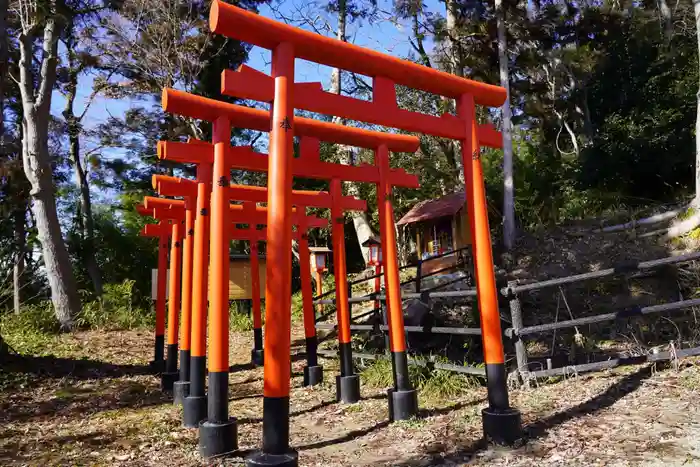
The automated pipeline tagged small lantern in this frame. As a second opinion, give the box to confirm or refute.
[309,246,331,273]
[362,236,382,267]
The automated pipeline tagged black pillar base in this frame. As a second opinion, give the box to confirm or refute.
[183,395,208,428]
[387,388,419,422]
[149,359,165,375]
[199,418,238,458]
[335,375,360,403]
[173,381,190,405]
[251,348,265,367]
[481,407,523,446]
[245,450,299,467]
[161,371,179,392]
[302,365,323,387]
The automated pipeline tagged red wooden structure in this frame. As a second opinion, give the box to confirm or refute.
[205,1,522,464]
[142,198,185,392]
[137,208,169,374]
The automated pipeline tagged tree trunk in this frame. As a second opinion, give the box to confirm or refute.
[0,0,6,120]
[658,0,673,45]
[63,54,103,296]
[330,0,374,263]
[18,19,81,329]
[72,129,103,295]
[13,199,26,314]
[496,0,516,251]
[696,0,700,203]
[23,116,82,327]
[445,0,465,185]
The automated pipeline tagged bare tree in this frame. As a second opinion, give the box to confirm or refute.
[495,0,515,250]
[11,0,81,328]
[695,0,700,205]
[97,0,233,141]
[327,0,378,263]
[61,17,104,296]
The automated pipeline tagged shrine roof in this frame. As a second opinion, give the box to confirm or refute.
[396,191,466,226]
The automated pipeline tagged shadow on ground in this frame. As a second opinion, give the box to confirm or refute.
[387,365,655,466]
[297,397,485,452]
[0,429,121,464]
[236,393,388,425]
[1,353,151,382]
[0,376,171,424]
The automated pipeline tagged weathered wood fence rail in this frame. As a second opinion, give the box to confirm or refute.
[312,250,700,383]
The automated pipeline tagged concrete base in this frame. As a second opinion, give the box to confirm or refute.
[387,388,419,422]
[173,381,190,405]
[183,395,207,428]
[303,365,323,387]
[198,418,238,458]
[335,375,360,404]
[482,407,523,446]
[245,450,299,467]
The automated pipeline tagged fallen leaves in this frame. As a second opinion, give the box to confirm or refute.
[3,329,700,466]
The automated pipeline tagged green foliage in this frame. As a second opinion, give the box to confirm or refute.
[229,301,255,332]
[1,302,61,337]
[0,279,153,349]
[291,290,305,321]
[0,310,59,357]
[360,358,395,388]
[360,357,480,402]
[76,279,154,330]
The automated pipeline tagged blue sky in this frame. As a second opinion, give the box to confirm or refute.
[49,0,444,203]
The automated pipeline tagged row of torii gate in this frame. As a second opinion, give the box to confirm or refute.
[136,2,522,465]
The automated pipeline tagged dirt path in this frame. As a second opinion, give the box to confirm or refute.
[2,328,700,466]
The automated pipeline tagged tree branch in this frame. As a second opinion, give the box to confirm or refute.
[36,17,60,112]
[17,32,35,107]
[78,70,116,121]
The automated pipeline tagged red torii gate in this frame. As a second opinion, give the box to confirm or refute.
[161,93,419,458]
[142,198,186,392]
[156,126,379,451]
[150,178,197,406]
[152,160,366,428]
[207,1,522,465]
[148,171,337,427]
[222,195,331,373]
[159,104,417,436]
[160,133,416,405]
[220,187,359,379]
[226,208,327,381]
[227,208,332,390]
[136,211,169,373]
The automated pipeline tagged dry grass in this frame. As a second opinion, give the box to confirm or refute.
[2,328,700,466]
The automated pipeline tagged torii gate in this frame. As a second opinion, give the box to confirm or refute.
[161,90,419,458]
[142,197,187,392]
[148,179,198,406]
[136,211,169,373]
[158,118,416,459]
[152,164,365,428]
[226,211,326,380]
[225,181,365,383]
[206,1,522,465]
[224,199,331,373]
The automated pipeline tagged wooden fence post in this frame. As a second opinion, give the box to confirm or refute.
[507,280,530,387]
